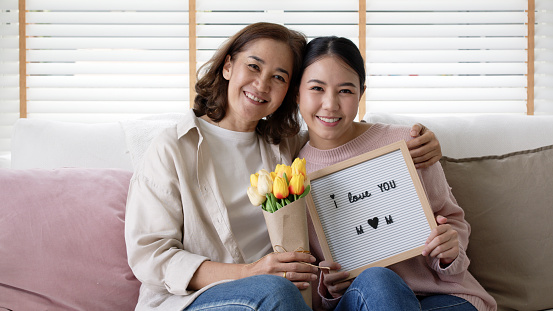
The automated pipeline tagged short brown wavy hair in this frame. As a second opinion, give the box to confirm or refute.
[194,22,307,145]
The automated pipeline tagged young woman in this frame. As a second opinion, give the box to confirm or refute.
[297,36,497,311]
[125,23,442,311]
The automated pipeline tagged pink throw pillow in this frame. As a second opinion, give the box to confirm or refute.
[0,168,140,310]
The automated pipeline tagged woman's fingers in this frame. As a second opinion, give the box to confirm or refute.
[283,270,318,282]
[406,126,443,169]
[271,253,318,289]
[276,251,316,264]
[320,260,351,298]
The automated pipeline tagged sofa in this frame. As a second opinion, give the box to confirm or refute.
[1,112,552,311]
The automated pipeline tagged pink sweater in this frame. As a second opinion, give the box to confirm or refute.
[299,123,497,311]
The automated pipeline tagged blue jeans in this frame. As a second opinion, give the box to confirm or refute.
[334,267,477,311]
[184,274,311,311]
[418,294,477,311]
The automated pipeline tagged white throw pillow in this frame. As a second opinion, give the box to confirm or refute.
[11,118,132,170]
[364,113,553,158]
[119,113,187,170]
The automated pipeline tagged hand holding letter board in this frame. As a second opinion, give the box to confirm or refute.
[305,140,437,280]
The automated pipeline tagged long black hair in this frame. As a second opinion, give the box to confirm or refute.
[301,36,366,88]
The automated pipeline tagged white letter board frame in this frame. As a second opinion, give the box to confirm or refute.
[305,140,437,280]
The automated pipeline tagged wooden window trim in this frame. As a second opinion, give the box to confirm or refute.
[19,0,26,118]
[527,0,535,115]
[189,0,196,108]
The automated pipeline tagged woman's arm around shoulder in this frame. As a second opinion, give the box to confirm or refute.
[407,123,442,169]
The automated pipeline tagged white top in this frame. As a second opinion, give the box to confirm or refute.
[197,118,271,263]
[125,110,308,310]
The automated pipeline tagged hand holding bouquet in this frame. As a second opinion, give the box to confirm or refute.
[245,158,313,307]
[247,158,311,212]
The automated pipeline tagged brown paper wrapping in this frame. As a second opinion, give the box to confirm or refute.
[262,197,312,309]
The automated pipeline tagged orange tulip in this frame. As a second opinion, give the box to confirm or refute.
[272,176,289,199]
[289,174,305,195]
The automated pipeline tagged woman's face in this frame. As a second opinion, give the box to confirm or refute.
[221,38,294,132]
[299,55,364,150]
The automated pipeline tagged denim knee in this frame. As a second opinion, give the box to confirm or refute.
[336,267,419,311]
[250,275,309,310]
[351,267,415,299]
[357,267,399,283]
[253,274,297,295]
[186,275,309,311]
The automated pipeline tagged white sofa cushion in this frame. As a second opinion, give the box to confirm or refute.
[364,113,553,158]
[119,113,186,169]
[11,118,132,170]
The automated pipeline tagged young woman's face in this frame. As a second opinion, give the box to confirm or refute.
[299,55,364,150]
[222,38,294,132]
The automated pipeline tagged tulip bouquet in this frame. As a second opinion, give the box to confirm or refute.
[247,158,311,212]
[246,158,313,307]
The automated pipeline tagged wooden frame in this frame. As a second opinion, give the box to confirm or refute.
[527,0,535,115]
[306,140,437,280]
[18,0,27,118]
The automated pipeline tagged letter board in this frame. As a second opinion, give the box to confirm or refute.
[306,140,437,279]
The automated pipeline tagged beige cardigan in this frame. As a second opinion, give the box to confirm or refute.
[125,110,307,310]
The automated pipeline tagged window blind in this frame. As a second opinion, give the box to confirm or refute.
[535,0,553,114]
[363,0,529,114]
[0,0,551,164]
[25,0,189,123]
[0,0,19,159]
[195,0,359,69]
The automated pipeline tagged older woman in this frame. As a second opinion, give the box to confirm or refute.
[125,23,442,311]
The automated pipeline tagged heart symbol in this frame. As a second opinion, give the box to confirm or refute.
[367,217,379,229]
[330,194,335,199]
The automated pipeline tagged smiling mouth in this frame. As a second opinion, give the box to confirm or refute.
[317,116,341,123]
[244,91,267,103]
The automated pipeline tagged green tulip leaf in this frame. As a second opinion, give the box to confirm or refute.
[298,185,311,198]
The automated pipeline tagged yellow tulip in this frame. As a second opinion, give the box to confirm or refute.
[250,173,259,188]
[247,186,266,206]
[291,158,307,177]
[275,164,292,182]
[257,170,273,196]
[273,176,289,199]
[289,174,305,195]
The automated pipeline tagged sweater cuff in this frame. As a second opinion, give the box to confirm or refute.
[317,270,341,310]
[165,250,209,295]
[431,241,469,276]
